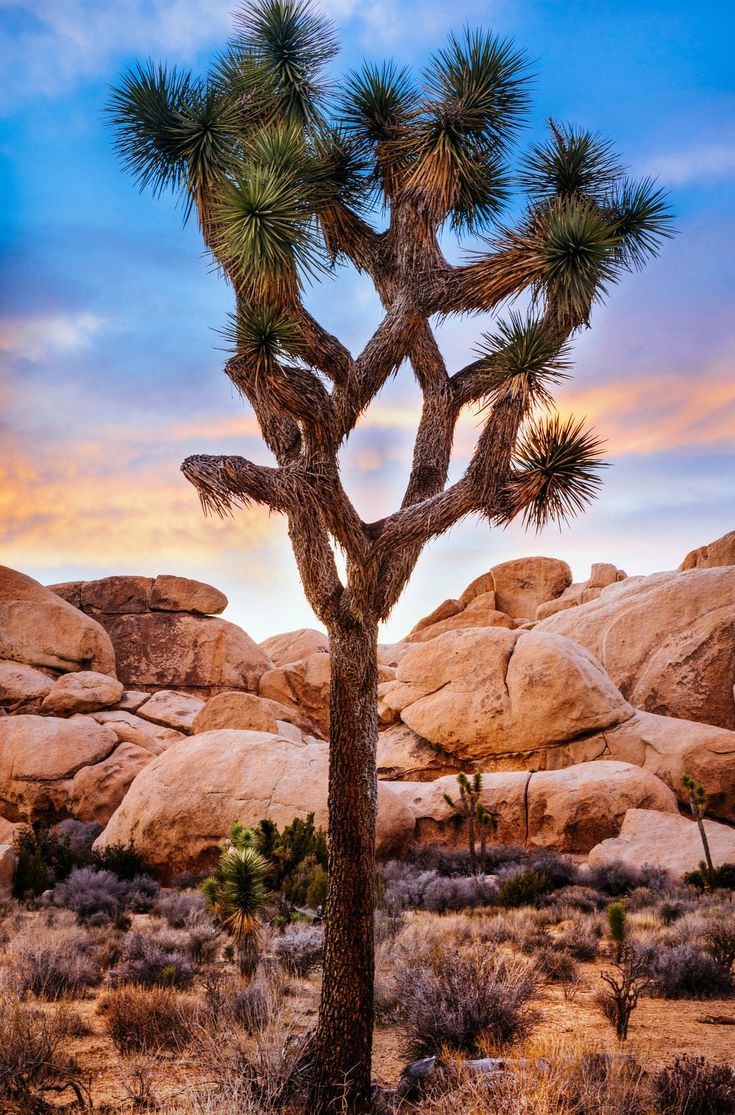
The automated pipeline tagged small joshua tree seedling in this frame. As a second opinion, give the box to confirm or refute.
[606,901,627,962]
[443,773,485,875]
[682,774,715,883]
[203,839,269,980]
[596,946,651,1042]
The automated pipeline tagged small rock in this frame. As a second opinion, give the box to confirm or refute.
[42,671,123,715]
[137,690,205,732]
[148,574,228,616]
[0,660,54,704]
[0,845,17,897]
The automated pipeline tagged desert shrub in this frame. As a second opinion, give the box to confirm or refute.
[228,977,279,1032]
[94,840,149,880]
[273,923,324,976]
[53,865,128,923]
[125,874,161,913]
[703,918,735,971]
[659,899,686,925]
[403,843,529,877]
[100,985,198,1053]
[685,862,735,892]
[649,943,732,999]
[252,813,328,905]
[13,930,101,1000]
[526,850,576,889]
[587,859,645,897]
[156,890,208,928]
[654,1055,735,1114]
[497,868,552,908]
[534,947,578,983]
[423,874,497,913]
[396,946,538,1057]
[541,885,609,915]
[553,917,601,960]
[186,923,221,964]
[0,998,83,1106]
[108,929,195,988]
[304,861,328,909]
[52,819,102,863]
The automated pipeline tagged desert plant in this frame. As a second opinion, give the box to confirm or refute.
[596,946,651,1041]
[497,867,552,908]
[94,840,149,880]
[443,772,485,874]
[203,844,269,978]
[685,862,735,892]
[100,985,198,1053]
[607,901,627,961]
[155,890,208,928]
[683,775,715,882]
[273,922,324,976]
[0,998,88,1108]
[649,943,732,1000]
[53,865,128,923]
[125,874,161,913]
[396,947,538,1057]
[654,1055,735,1115]
[534,946,578,984]
[13,930,101,1000]
[587,859,646,897]
[108,929,195,988]
[108,1,671,1101]
[704,918,735,971]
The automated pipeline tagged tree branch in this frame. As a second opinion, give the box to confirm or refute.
[181,454,292,517]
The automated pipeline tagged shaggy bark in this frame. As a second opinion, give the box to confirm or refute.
[312,618,379,1112]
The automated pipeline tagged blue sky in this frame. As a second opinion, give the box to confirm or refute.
[1,0,734,641]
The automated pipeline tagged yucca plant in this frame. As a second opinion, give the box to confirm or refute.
[683,774,715,882]
[443,772,496,875]
[202,843,269,979]
[109,4,672,1106]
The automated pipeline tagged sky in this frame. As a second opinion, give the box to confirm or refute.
[1,0,734,642]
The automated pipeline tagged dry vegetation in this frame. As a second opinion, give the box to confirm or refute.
[3,831,735,1113]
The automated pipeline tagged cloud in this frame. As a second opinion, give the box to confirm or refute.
[642,143,735,186]
[0,0,360,107]
[0,311,106,361]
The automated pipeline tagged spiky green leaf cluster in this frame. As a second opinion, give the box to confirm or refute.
[223,302,303,376]
[506,412,608,530]
[476,312,572,409]
[203,844,269,944]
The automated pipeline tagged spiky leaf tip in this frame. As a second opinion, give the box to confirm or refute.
[476,311,572,408]
[222,302,303,377]
[505,412,608,531]
[607,176,675,271]
[519,121,624,203]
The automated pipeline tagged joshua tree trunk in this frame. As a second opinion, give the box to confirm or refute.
[467,809,477,876]
[312,617,379,1112]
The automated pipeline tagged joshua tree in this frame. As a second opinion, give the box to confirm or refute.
[203,834,269,978]
[109,2,671,1106]
[683,774,715,881]
[606,900,627,962]
[443,773,498,874]
[596,946,651,1042]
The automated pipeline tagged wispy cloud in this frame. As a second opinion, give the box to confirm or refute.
[643,142,735,185]
[0,311,107,361]
[0,0,361,107]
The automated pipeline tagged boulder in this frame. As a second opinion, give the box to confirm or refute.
[380,627,631,765]
[260,628,329,667]
[42,671,123,715]
[680,529,735,571]
[70,741,153,825]
[406,593,516,643]
[459,571,495,605]
[88,710,183,755]
[193,691,296,735]
[407,599,465,638]
[136,690,205,732]
[94,730,414,881]
[0,660,54,704]
[0,815,29,845]
[101,612,273,694]
[538,568,735,729]
[588,808,735,877]
[148,574,228,615]
[0,844,15,897]
[602,710,735,822]
[0,715,117,822]
[259,651,332,737]
[391,761,677,854]
[377,642,411,667]
[0,566,115,674]
[485,557,572,619]
[116,690,150,712]
[377,724,466,781]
